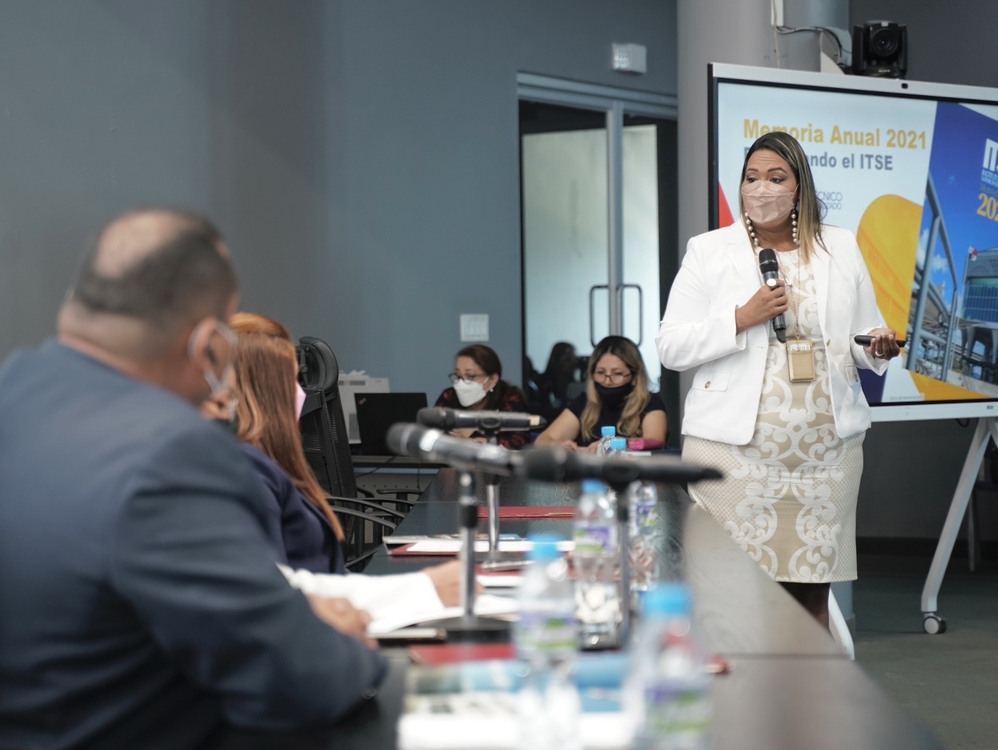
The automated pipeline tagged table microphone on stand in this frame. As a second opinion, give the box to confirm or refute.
[386,424,515,642]
[416,407,545,556]
[423,470,511,642]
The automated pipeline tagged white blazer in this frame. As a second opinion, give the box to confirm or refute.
[656,222,890,446]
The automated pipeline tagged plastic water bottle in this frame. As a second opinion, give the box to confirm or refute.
[608,436,627,455]
[628,481,662,596]
[626,583,711,750]
[516,534,580,750]
[573,479,620,648]
[596,425,617,455]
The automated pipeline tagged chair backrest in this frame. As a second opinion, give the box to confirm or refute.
[296,336,359,499]
[334,505,396,573]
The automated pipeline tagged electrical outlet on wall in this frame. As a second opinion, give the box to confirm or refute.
[460,314,489,342]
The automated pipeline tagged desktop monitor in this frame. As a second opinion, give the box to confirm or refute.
[354,392,428,456]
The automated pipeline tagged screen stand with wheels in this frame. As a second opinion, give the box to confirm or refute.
[921,417,998,634]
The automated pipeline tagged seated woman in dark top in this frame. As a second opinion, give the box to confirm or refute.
[434,344,531,450]
[534,335,667,451]
[229,312,462,615]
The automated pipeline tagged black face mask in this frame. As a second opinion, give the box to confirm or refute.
[594,381,634,409]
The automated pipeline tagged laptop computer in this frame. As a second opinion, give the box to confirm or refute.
[354,392,428,456]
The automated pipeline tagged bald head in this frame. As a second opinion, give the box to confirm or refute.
[71,209,235,321]
[59,209,238,358]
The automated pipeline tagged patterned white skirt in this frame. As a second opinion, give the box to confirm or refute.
[684,253,863,583]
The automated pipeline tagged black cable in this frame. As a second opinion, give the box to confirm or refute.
[776,25,846,66]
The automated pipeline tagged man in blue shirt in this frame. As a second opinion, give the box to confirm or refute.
[0,209,386,748]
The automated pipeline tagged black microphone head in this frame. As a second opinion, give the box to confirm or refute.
[758,247,779,272]
[416,407,453,429]
[518,446,577,483]
[385,422,438,457]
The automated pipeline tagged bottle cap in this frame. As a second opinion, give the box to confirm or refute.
[601,426,617,437]
[609,438,627,450]
[527,532,563,562]
[641,582,692,617]
[581,478,606,493]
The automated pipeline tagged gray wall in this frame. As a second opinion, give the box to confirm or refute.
[0,0,677,405]
[1,0,996,542]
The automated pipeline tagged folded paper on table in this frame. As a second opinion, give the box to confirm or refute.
[398,712,632,750]
[475,505,576,519]
[368,593,519,638]
[398,653,634,750]
[476,573,522,588]
[390,539,574,556]
[385,533,522,547]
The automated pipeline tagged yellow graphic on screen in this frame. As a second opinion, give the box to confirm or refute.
[856,194,919,336]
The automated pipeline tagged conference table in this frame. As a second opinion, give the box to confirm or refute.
[215,468,943,750]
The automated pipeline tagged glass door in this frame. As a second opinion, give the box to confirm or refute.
[518,77,678,436]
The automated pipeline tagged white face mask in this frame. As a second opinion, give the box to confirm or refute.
[294,382,307,421]
[454,379,488,407]
[741,180,796,224]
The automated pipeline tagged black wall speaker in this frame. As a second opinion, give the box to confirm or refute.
[852,21,908,79]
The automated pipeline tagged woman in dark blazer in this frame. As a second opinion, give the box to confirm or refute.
[228,312,462,613]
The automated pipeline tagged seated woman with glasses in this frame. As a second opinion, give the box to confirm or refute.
[534,335,667,452]
[434,344,531,449]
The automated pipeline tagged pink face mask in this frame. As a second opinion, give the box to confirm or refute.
[741,180,796,224]
[295,383,307,421]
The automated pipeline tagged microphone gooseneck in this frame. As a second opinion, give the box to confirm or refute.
[386,423,519,475]
[417,407,545,432]
[387,424,723,485]
[517,446,723,486]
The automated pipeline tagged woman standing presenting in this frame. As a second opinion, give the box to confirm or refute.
[657,131,900,627]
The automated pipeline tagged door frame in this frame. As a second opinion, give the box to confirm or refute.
[517,74,677,337]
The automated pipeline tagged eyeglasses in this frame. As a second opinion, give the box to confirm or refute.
[449,372,489,385]
[592,369,633,385]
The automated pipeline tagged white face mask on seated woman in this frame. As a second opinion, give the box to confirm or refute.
[453,378,488,407]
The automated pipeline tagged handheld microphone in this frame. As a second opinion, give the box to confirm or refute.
[417,407,545,432]
[758,248,787,344]
[517,446,723,487]
[386,423,521,475]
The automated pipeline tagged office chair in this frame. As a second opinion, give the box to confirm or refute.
[334,505,398,573]
[296,336,417,519]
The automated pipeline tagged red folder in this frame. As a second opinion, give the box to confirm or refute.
[388,544,460,557]
[408,642,516,665]
[476,505,575,520]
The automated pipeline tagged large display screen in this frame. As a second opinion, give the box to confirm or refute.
[710,63,998,422]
